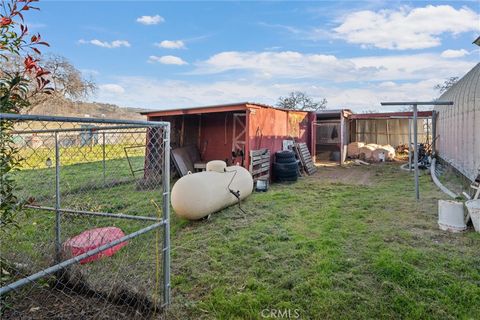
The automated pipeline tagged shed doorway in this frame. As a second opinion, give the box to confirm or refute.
[314,120,341,164]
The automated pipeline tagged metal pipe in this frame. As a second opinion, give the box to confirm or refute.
[54,132,61,263]
[102,132,106,185]
[162,124,171,306]
[381,101,454,106]
[430,158,457,198]
[413,104,420,200]
[11,126,149,135]
[408,118,412,171]
[0,222,164,296]
[0,113,169,127]
[25,205,161,222]
[431,110,437,157]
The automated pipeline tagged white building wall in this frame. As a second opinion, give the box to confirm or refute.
[435,63,480,181]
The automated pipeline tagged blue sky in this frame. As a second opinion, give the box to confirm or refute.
[29,0,480,111]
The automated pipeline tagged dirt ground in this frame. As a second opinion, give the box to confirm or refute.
[312,161,375,185]
[1,288,159,320]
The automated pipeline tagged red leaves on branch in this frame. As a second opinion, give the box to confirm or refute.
[1,0,53,95]
[0,17,13,26]
[24,55,37,70]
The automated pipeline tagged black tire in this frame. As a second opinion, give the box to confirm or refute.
[273,162,298,172]
[276,175,298,182]
[276,156,297,164]
[275,150,296,160]
[275,171,298,179]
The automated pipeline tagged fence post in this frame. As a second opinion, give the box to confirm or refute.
[54,132,61,263]
[408,118,412,171]
[102,131,106,185]
[161,124,171,306]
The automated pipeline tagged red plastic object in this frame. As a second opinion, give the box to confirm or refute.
[63,227,128,264]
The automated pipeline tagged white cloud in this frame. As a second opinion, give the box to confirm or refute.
[92,76,446,112]
[193,50,475,82]
[92,48,477,112]
[99,84,125,95]
[136,15,164,25]
[441,49,470,58]
[79,39,130,48]
[154,40,186,49]
[333,5,479,49]
[148,55,188,65]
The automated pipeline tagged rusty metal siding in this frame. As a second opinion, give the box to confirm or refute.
[435,63,480,181]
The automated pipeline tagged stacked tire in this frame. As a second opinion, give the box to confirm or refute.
[274,151,298,182]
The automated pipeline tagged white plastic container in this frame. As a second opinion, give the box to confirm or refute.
[465,200,480,233]
[438,200,466,232]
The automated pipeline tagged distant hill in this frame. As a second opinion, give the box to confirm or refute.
[27,99,147,121]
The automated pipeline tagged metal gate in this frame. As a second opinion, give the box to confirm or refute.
[0,113,171,319]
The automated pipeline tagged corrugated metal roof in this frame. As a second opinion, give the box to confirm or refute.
[140,102,302,115]
[434,62,480,181]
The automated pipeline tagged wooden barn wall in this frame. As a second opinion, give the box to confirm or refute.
[248,108,312,164]
[149,112,243,165]
[435,63,480,181]
[198,112,240,164]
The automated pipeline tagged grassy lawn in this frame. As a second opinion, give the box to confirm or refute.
[2,161,480,319]
[166,163,480,319]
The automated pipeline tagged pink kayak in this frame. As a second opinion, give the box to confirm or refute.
[63,227,128,264]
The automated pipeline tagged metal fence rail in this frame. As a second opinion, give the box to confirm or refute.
[0,113,171,319]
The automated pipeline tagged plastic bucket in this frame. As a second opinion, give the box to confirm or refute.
[465,200,480,233]
[438,200,466,232]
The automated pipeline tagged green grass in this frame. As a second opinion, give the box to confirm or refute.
[2,161,480,319]
[166,164,480,319]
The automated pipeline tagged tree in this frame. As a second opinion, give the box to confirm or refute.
[1,53,96,106]
[434,77,459,94]
[42,54,96,100]
[277,91,327,112]
[1,0,51,230]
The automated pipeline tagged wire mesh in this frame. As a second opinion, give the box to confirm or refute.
[0,114,170,319]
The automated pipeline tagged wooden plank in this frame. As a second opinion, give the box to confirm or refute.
[250,148,271,181]
[252,158,270,166]
[251,148,269,157]
[294,142,316,175]
[251,155,270,162]
[252,166,270,175]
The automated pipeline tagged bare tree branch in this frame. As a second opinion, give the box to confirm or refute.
[277,91,327,111]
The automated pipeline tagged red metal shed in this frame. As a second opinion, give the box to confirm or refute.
[142,102,316,170]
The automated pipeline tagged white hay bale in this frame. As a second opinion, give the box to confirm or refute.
[358,145,375,161]
[381,145,396,160]
[372,148,390,162]
[347,142,365,158]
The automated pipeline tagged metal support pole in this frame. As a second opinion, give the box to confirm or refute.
[413,104,420,200]
[431,111,437,157]
[408,118,412,171]
[54,132,61,263]
[102,131,106,185]
[162,125,171,306]
[26,205,160,222]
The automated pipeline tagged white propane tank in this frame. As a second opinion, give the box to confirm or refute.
[438,200,466,232]
[171,161,253,220]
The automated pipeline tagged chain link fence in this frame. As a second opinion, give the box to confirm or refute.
[0,113,171,319]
